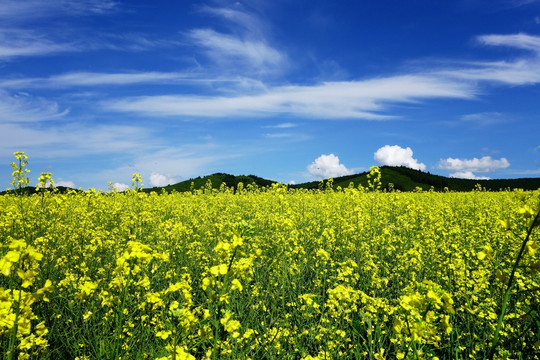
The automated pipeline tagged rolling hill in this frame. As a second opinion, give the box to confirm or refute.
[144,166,540,193]
[3,166,540,195]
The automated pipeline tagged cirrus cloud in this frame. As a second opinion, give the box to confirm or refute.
[106,74,473,120]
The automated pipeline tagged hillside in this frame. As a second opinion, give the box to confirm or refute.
[144,166,540,193]
[4,166,540,195]
[143,173,276,193]
[293,166,540,192]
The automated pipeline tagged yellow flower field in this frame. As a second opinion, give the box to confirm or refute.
[1,158,540,359]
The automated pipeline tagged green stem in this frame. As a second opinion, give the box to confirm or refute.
[487,208,540,359]
[7,286,23,360]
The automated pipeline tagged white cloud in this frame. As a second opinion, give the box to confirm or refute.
[439,58,540,85]
[0,90,69,122]
[0,72,199,88]
[186,5,286,75]
[149,172,176,187]
[113,182,129,192]
[437,156,510,173]
[85,145,241,191]
[106,75,473,119]
[263,122,297,129]
[187,28,285,71]
[199,6,267,39]
[307,154,354,179]
[374,145,426,171]
[460,112,506,126]
[0,30,75,59]
[0,0,118,60]
[55,180,76,188]
[437,34,540,86]
[0,122,154,158]
[449,171,490,180]
[264,133,293,138]
[477,33,540,53]
[0,0,118,21]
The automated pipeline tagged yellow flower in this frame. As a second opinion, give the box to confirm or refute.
[83,311,93,321]
[519,205,535,218]
[201,277,213,290]
[210,264,228,277]
[231,279,243,292]
[155,330,172,340]
[17,269,38,288]
[220,310,241,337]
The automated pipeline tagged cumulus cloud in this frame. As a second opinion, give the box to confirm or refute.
[55,180,75,188]
[374,145,426,171]
[307,154,354,179]
[437,156,510,179]
[448,171,490,180]
[149,172,176,187]
[113,182,129,192]
[437,156,510,173]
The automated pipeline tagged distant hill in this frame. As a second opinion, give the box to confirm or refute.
[144,166,540,193]
[143,173,276,193]
[292,166,540,192]
[0,186,79,196]
[3,166,540,195]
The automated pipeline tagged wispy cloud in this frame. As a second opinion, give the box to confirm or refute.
[478,33,540,53]
[437,34,540,85]
[0,90,69,122]
[187,28,286,73]
[186,5,287,75]
[263,133,310,142]
[0,0,119,22]
[0,1,168,60]
[105,75,474,119]
[460,112,508,127]
[263,122,297,129]
[0,122,153,158]
[501,0,540,9]
[0,29,75,59]
[199,6,267,38]
[0,72,200,88]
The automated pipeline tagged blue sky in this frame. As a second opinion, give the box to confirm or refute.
[2,0,540,190]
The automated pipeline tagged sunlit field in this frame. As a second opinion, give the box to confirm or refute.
[1,155,540,359]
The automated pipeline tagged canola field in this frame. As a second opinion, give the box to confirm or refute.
[1,164,540,359]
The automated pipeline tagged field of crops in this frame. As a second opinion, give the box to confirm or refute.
[1,164,540,359]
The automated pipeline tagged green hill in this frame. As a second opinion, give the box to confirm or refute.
[139,166,540,193]
[143,173,276,193]
[290,166,540,192]
[147,166,540,193]
[4,166,540,195]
